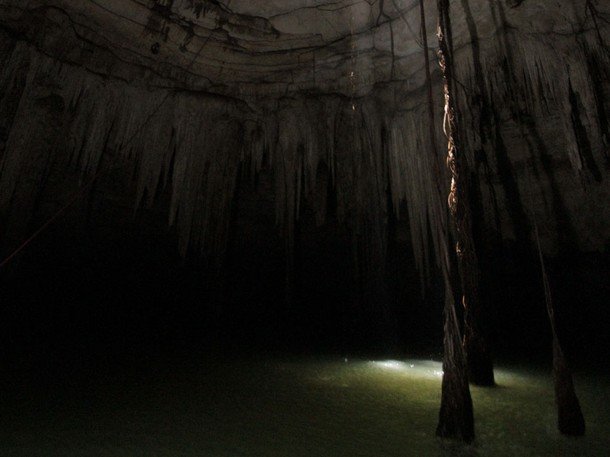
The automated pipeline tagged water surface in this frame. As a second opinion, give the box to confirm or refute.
[1,356,608,456]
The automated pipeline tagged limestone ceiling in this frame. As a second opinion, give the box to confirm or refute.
[0,0,608,258]
[0,0,432,96]
[0,1,601,98]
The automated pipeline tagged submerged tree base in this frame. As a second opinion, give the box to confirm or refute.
[436,373,475,443]
[553,337,586,436]
[437,295,475,444]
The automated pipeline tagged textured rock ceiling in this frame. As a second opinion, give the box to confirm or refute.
[0,0,608,266]
[0,0,437,96]
[3,0,601,100]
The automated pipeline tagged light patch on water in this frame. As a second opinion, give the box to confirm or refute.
[301,358,447,393]
[290,358,531,392]
[366,359,540,386]
[369,359,444,378]
[372,360,408,370]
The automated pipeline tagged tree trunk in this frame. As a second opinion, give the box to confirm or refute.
[435,0,494,387]
[534,222,585,436]
[553,337,585,436]
[431,0,474,443]
[436,279,475,443]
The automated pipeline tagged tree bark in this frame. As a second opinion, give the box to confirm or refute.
[430,0,474,443]
[534,222,585,436]
[436,0,494,387]
[436,278,475,443]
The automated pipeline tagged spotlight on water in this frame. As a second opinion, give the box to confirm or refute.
[373,360,408,371]
[369,360,444,378]
[374,360,406,370]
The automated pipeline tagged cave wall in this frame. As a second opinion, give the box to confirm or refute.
[0,0,608,287]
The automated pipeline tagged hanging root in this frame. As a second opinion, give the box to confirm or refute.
[436,0,494,389]
[553,336,586,436]
[534,221,585,436]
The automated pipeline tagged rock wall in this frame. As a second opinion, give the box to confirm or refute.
[0,0,608,287]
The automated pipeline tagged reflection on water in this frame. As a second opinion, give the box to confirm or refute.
[1,357,608,456]
[370,359,444,377]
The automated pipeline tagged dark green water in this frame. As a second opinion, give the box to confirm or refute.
[1,356,608,456]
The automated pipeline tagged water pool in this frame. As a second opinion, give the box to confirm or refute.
[1,356,608,456]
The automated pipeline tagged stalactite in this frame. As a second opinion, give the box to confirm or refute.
[0,41,250,266]
[418,0,450,277]
[387,110,444,288]
[453,9,609,184]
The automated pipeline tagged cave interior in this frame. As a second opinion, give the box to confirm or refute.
[0,0,609,455]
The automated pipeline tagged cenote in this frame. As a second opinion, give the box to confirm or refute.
[1,355,610,457]
[1,0,609,455]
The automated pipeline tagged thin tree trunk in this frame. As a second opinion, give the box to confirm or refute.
[533,221,585,436]
[428,0,474,443]
[435,0,494,387]
[436,276,475,443]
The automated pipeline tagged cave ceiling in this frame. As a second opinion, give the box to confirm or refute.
[0,0,469,97]
[0,0,608,263]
